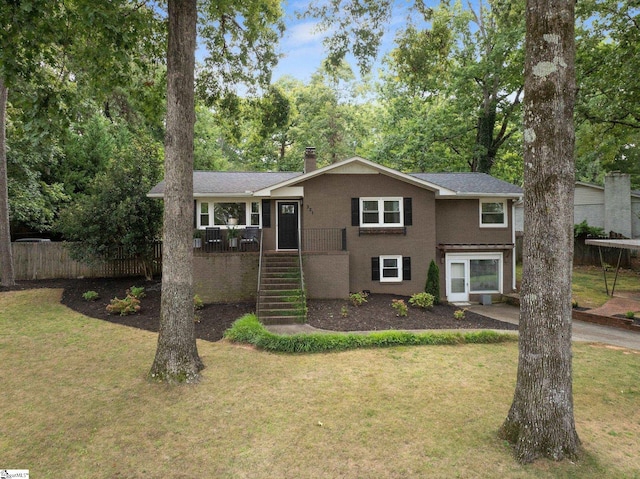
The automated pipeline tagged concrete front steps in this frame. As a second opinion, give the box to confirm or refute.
[257,252,307,325]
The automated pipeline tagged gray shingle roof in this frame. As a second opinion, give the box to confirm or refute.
[149,166,522,198]
[149,171,303,196]
[411,172,522,195]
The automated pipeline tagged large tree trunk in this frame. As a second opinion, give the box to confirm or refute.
[500,0,580,463]
[0,78,15,287]
[149,0,203,383]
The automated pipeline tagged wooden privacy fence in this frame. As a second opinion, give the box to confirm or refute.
[7,242,162,280]
[515,235,632,268]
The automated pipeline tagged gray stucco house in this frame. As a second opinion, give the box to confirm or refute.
[514,172,640,238]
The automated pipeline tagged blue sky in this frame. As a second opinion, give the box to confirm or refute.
[271,0,435,82]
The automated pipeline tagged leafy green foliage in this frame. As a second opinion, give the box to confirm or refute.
[194,294,204,311]
[409,292,435,309]
[224,314,516,353]
[82,291,99,301]
[391,298,408,317]
[574,220,605,238]
[127,286,146,300]
[425,260,441,305]
[349,291,369,306]
[106,295,141,316]
[454,309,466,321]
[575,0,640,188]
[195,0,285,105]
[56,124,163,280]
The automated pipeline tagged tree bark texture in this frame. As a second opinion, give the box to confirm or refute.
[149,0,203,383]
[0,78,15,287]
[500,0,580,463]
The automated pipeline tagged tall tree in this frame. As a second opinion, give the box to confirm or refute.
[0,0,161,286]
[57,124,163,281]
[388,0,524,174]
[149,0,203,383]
[499,0,580,463]
[0,79,13,286]
[150,0,283,382]
[574,0,640,187]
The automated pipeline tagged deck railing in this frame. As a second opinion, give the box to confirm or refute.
[300,228,347,252]
[194,227,347,253]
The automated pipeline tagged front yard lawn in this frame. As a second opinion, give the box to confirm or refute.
[1,288,639,478]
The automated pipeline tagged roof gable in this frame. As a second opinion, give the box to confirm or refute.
[253,157,452,196]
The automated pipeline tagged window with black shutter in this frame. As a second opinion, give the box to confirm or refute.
[262,199,271,228]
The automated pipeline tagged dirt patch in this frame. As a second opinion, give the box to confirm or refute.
[5,277,517,342]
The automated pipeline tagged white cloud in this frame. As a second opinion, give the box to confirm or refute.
[286,21,327,45]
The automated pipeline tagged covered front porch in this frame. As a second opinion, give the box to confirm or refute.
[193,227,347,253]
[192,227,350,304]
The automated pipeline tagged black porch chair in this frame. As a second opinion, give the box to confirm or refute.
[205,227,222,251]
[240,226,260,251]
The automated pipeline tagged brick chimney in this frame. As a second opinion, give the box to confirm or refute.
[604,171,632,238]
[304,147,317,173]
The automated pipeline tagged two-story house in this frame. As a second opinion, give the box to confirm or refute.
[149,150,522,322]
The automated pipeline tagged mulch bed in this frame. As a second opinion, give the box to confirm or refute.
[4,277,517,342]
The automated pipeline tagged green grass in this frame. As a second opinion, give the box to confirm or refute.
[1,288,640,478]
[516,264,640,309]
[225,313,516,353]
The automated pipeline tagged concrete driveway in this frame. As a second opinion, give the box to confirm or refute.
[468,303,640,351]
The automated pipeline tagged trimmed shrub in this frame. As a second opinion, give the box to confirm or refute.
[106,295,141,316]
[425,260,440,304]
[409,292,435,309]
[454,309,466,320]
[224,314,516,354]
[82,291,100,301]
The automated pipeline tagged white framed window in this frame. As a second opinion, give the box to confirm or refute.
[479,199,507,228]
[200,203,210,226]
[361,197,403,227]
[380,255,403,283]
[197,200,261,228]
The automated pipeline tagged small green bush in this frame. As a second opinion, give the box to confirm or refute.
[454,309,466,320]
[574,220,605,238]
[224,314,516,353]
[625,311,635,319]
[391,298,408,317]
[409,292,435,309]
[349,291,368,307]
[82,291,100,301]
[340,305,349,318]
[106,295,141,316]
[425,260,440,304]
[127,286,146,299]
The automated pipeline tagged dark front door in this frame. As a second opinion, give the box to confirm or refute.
[277,201,299,250]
